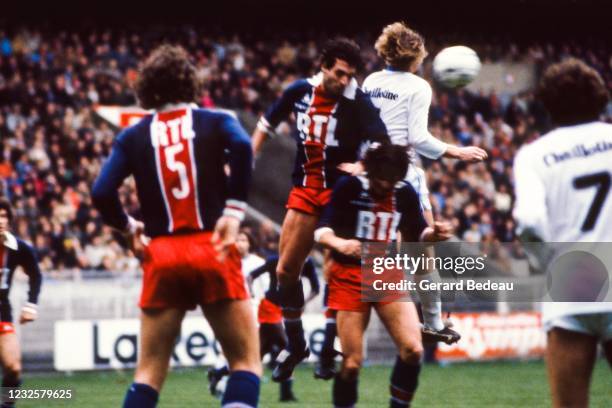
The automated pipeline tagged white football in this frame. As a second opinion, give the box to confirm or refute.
[432,46,481,89]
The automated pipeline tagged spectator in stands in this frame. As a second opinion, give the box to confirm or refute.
[0,25,609,275]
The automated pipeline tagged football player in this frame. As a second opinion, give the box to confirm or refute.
[341,22,485,342]
[513,58,612,408]
[92,45,260,408]
[316,144,453,407]
[0,200,42,408]
[252,38,389,381]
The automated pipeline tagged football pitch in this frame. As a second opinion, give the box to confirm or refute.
[18,360,611,407]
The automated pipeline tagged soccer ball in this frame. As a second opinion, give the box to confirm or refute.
[432,46,481,89]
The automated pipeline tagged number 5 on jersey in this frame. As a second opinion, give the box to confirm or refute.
[151,109,204,233]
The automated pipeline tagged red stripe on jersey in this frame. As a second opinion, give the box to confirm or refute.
[302,86,338,188]
[153,109,203,233]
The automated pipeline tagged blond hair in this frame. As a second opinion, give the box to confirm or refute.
[374,22,427,71]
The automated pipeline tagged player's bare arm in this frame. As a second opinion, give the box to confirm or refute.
[316,228,361,259]
[419,221,454,242]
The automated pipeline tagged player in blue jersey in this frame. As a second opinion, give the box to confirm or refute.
[91,45,260,408]
[0,200,42,408]
[315,144,453,407]
[251,38,390,381]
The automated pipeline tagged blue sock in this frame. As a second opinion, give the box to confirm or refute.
[321,318,337,357]
[2,375,21,388]
[123,382,158,408]
[1,376,20,408]
[333,376,358,407]
[221,370,260,407]
[389,356,421,407]
[280,378,294,400]
[284,318,306,353]
[278,282,306,353]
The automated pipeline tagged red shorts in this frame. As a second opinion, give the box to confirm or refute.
[0,322,15,335]
[286,187,332,215]
[258,298,283,324]
[140,232,248,309]
[328,261,403,313]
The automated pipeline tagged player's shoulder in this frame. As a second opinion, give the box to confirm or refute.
[518,121,612,158]
[409,72,431,88]
[115,114,153,144]
[407,73,433,98]
[363,70,387,87]
[276,78,313,99]
[394,180,420,207]
[335,175,364,193]
[12,234,36,254]
[192,107,238,123]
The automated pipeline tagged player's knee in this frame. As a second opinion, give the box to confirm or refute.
[398,343,423,365]
[276,266,297,287]
[341,354,362,380]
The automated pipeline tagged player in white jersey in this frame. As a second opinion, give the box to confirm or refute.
[513,58,612,408]
[354,22,487,337]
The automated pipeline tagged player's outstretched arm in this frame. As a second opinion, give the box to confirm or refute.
[408,82,487,162]
[443,145,488,162]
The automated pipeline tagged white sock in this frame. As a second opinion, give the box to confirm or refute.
[414,270,444,331]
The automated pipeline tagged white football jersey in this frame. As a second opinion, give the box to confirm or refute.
[242,253,267,299]
[513,121,612,319]
[362,69,447,159]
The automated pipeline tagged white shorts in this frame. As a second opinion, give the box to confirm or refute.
[544,312,612,341]
[405,164,432,211]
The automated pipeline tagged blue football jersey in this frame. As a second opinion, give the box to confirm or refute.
[319,175,428,264]
[257,73,389,189]
[92,106,252,238]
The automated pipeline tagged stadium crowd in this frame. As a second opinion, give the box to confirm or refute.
[0,26,610,273]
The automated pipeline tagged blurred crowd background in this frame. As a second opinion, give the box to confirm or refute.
[0,26,610,274]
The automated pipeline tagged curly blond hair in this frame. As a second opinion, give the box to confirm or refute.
[374,22,427,71]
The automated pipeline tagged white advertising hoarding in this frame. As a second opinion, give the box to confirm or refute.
[54,314,327,371]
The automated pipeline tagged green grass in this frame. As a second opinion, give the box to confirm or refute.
[17,360,612,407]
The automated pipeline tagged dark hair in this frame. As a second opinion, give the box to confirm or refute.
[320,38,362,70]
[538,58,609,126]
[135,45,201,110]
[0,199,13,221]
[363,143,409,183]
[239,229,258,254]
